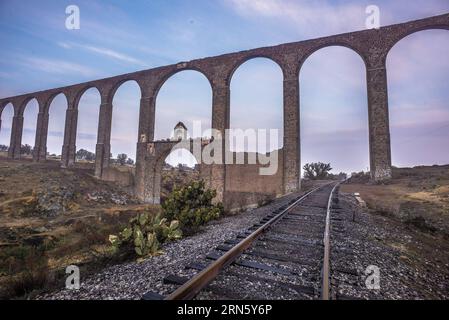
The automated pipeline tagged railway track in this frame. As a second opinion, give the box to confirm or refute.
[143,182,342,300]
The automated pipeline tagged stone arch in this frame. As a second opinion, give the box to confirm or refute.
[44,92,68,114]
[18,96,39,116]
[298,42,367,76]
[46,93,68,159]
[386,29,449,167]
[299,45,369,174]
[0,102,14,150]
[73,85,102,109]
[153,67,214,99]
[150,140,204,204]
[110,79,142,162]
[155,142,202,169]
[75,87,101,165]
[229,56,284,152]
[20,98,39,153]
[386,24,449,58]
[0,101,13,118]
[108,78,144,104]
[154,69,213,141]
[227,54,284,87]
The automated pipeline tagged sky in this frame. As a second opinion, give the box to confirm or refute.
[0,0,448,173]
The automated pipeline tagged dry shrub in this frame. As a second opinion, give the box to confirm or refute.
[0,246,51,299]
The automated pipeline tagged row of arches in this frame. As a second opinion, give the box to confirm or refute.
[0,29,448,174]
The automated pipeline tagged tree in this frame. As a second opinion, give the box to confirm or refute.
[117,153,128,166]
[0,144,8,151]
[20,144,32,155]
[76,149,95,161]
[303,162,332,180]
[126,158,134,165]
[327,172,348,180]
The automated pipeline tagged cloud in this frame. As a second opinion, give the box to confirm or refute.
[224,0,365,36]
[224,0,449,38]
[81,45,149,67]
[57,42,72,49]
[20,57,98,77]
[47,130,64,138]
[390,102,449,128]
[58,42,149,68]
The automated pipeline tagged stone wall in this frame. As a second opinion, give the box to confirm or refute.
[224,150,284,211]
[101,167,134,187]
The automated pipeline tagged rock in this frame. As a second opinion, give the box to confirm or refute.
[87,191,128,205]
[111,193,127,205]
[33,186,76,217]
[32,226,49,233]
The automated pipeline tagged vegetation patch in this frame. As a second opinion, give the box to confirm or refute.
[109,212,182,258]
[109,180,223,258]
[162,180,223,235]
[342,165,449,236]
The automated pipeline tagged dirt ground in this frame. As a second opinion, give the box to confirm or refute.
[0,159,197,299]
[340,165,449,299]
[2,160,448,299]
[342,165,449,235]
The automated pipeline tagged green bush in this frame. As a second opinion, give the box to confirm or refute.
[161,180,223,234]
[109,212,182,258]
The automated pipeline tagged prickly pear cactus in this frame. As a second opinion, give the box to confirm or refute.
[109,211,182,258]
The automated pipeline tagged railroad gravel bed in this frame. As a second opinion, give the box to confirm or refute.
[38,193,301,300]
[39,183,449,300]
[330,191,449,299]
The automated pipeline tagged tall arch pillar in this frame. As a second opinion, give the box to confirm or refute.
[135,92,156,201]
[61,99,78,168]
[365,55,392,180]
[95,92,113,178]
[282,70,301,193]
[0,106,2,136]
[8,114,24,160]
[210,83,230,204]
[33,100,50,162]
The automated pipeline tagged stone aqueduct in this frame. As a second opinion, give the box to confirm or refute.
[0,14,448,209]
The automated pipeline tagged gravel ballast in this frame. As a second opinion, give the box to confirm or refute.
[39,193,301,300]
[39,185,449,300]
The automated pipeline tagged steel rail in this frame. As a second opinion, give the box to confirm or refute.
[321,182,340,300]
[165,183,333,300]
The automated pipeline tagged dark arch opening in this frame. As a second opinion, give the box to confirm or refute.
[299,46,368,176]
[387,29,449,168]
[229,57,283,153]
[76,87,101,167]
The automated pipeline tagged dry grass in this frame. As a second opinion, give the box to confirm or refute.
[0,160,163,299]
[342,165,449,234]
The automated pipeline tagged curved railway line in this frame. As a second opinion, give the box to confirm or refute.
[143,182,344,300]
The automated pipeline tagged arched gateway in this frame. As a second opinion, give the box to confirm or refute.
[1,14,448,210]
